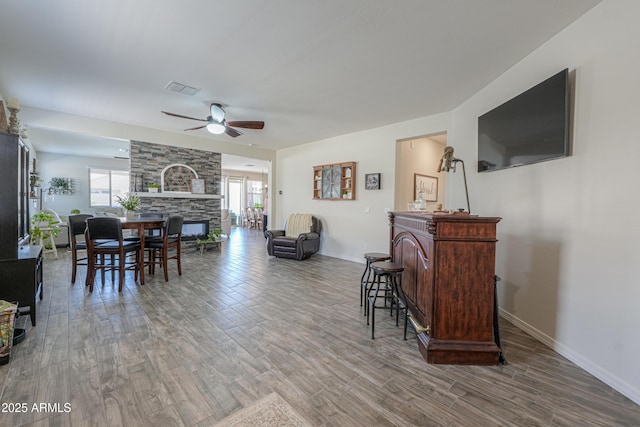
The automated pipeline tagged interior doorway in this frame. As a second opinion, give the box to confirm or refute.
[227,177,244,226]
[394,133,448,211]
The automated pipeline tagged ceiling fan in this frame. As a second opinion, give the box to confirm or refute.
[161,103,264,138]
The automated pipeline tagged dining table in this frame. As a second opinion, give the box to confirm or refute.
[120,217,165,286]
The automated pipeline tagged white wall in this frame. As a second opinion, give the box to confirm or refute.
[276,112,450,263]
[37,152,128,215]
[446,0,640,405]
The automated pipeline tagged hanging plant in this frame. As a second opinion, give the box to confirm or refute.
[48,177,73,195]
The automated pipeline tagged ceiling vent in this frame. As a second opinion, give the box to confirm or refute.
[164,81,200,96]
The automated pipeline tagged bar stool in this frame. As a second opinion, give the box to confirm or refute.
[360,252,391,311]
[367,261,408,340]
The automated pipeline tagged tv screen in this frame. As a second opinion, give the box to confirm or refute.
[477,69,570,172]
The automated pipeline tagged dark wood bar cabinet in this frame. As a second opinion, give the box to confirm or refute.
[389,211,502,365]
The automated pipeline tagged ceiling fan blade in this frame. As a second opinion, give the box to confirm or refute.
[227,121,265,130]
[184,125,207,131]
[161,111,207,122]
[225,126,243,138]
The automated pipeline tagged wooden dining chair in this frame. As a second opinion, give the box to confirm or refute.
[241,208,250,228]
[247,208,256,229]
[146,215,184,281]
[85,217,141,292]
[254,208,263,230]
[68,214,93,284]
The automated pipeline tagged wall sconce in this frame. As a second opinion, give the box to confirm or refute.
[437,146,471,214]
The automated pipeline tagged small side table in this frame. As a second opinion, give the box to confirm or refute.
[197,235,228,254]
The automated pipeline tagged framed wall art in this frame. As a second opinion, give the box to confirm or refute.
[191,178,205,194]
[365,173,381,190]
[414,174,438,202]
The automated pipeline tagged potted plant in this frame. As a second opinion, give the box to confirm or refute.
[115,193,141,219]
[30,211,59,249]
[29,172,42,188]
[195,228,226,254]
[148,182,160,193]
[70,208,81,214]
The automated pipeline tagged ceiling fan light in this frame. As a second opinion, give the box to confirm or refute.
[206,122,226,134]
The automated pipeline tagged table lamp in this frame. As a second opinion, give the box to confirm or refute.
[437,146,471,214]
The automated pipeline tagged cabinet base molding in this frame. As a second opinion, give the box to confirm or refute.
[416,333,501,365]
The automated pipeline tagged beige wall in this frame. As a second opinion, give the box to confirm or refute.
[394,136,447,212]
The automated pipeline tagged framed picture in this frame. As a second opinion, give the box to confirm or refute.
[414,174,438,202]
[365,173,381,190]
[191,178,205,194]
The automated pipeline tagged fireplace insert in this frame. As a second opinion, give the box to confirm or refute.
[181,220,209,241]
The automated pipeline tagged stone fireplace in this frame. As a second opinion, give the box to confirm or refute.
[129,140,222,235]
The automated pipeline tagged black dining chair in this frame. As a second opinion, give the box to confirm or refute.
[85,217,141,292]
[68,214,93,284]
[146,215,183,281]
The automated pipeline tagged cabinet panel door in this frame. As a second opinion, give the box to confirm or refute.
[393,233,430,323]
[416,239,432,327]
[321,166,341,198]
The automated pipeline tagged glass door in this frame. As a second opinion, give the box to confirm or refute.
[228,177,243,226]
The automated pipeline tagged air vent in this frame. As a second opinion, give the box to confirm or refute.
[164,81,200,96]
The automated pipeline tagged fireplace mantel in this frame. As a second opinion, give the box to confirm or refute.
[132,192,223,200]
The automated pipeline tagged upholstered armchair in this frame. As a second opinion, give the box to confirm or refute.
[266,213,321,260]
[221,209,232,235]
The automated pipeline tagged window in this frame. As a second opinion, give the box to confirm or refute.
[89,168,130,207]
[247,179,263,208]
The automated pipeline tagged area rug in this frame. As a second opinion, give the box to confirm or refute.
[214,392,312,427]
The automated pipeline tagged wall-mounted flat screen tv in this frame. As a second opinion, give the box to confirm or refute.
[477,68,570,172]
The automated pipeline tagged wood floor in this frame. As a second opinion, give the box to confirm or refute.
[1,226,638,426]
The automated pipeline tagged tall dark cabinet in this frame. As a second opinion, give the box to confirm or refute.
[0,131,43,326]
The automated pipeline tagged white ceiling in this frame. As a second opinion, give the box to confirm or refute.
[26,126,270,172]
[1,0,600,163]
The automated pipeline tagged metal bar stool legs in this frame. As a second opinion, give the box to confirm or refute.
[367,261,406,340]
[360,253,391,314]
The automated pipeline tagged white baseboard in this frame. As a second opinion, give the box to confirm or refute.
[499,308,640,406]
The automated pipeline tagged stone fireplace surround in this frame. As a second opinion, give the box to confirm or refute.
[129,140,222,241]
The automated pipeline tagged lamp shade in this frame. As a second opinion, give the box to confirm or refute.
[206,122,226,134]
[438,145,471,214]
